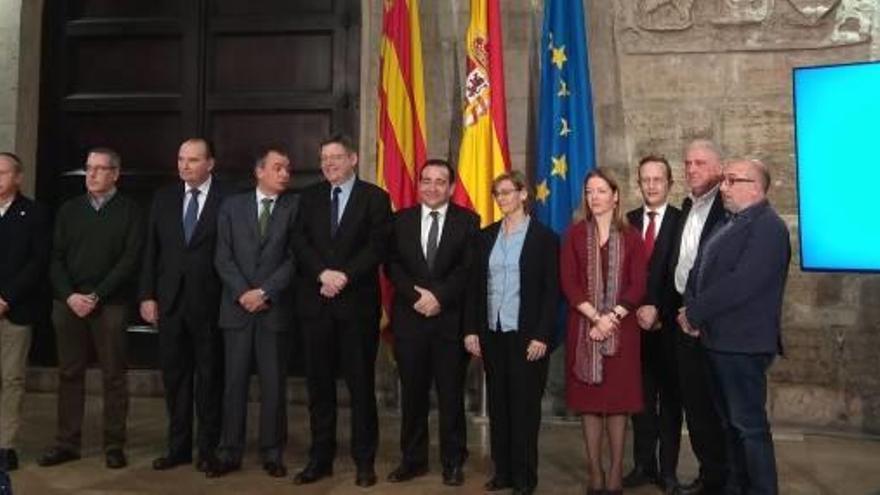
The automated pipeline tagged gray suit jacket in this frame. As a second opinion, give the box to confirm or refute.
[215,189,298,331]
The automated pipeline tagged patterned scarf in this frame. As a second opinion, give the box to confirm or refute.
[573,219,624,385]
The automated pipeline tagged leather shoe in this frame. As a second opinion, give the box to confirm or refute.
[356,466,377,487]
[205,459,240,478]
[263,461,287,478]
[387,463,428,482]
[512,486,536,495]
[152,455,191,470]
[37,447,80,467]
[196,455,215,473]
[442,465,464,486]
[292,461,333,485]
[0,449,18,471]
[484,476,513,491]
[105,449,127,469]
[623,465,659,488]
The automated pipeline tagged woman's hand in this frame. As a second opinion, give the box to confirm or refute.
[595,313,618,338]
[525,340,547,361]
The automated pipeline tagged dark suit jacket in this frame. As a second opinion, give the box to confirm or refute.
[215,190,299,332]
[292,178,392,321]
[662,190,726,317]
[467,218,559,345]
[0,194,51,325]
[626,205,682,312]
[139,179,232,321]
[684,200,790,354]
[386,203,479,341]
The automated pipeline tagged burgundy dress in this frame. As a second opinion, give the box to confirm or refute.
[561,220,647,414]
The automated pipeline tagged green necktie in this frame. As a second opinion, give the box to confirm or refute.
[258,197,274,238]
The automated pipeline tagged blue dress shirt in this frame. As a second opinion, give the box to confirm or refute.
[487,216,530,332]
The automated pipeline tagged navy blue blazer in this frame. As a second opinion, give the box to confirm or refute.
[0,194,51,325]
[684,200,790,354]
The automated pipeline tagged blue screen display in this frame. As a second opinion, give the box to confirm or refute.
[793,61,880,272]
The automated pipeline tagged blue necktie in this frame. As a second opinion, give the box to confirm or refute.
[330,186,342,238]
[183,189,200,244]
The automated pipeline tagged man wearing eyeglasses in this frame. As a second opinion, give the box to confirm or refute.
[40,147,143,470]
[624,156,683,492]
[665,139,728,495]
[678,158,790,495]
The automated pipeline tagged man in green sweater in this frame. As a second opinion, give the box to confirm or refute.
[38,147,143,470]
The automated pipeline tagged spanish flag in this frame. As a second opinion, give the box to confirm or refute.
[377,0,427,211]
[453,0,511,227]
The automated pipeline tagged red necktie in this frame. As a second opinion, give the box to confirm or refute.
[644,210,657,258]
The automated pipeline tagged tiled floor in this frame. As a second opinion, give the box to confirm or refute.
[6,393,880,494]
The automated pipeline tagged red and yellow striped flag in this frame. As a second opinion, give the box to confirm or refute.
[453,0,511,227]
[377,0,428,211]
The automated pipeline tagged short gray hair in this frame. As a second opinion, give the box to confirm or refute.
[685,139,724,163]
[0,151,23,174]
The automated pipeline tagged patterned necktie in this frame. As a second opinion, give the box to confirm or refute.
[644,210,657,258]
[330,186,342,238]
[258,197,274,238]
[426,211,440,270]
[183,189,200,244]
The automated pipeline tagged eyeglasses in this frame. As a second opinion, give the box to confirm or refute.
[83,165,117,174]
[492,188,520,198]
[721,175,756,187]
[320,153,349,162]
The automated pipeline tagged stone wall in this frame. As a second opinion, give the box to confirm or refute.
[0,0,21,152]
[361,0,880,433]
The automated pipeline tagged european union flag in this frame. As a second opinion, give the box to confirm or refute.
[534,0,596,234]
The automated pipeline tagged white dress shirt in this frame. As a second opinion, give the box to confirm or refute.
[674,185,719,294]
[641,202,668,240]
[420,203,449,257]
[181,175,212,221]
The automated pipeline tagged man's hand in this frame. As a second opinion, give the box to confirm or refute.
[464,335,481,358]
[526,339,547,361]
[636,305,659,331]
[413,285,441,317]
[66,293,97,318]
[139,299,159,325]
[677,307,700,337]
[319,270,348,299]
[0,296,8,318]
[238,289,268,313]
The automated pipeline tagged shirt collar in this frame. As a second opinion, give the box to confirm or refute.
[331,173,356,195]
[0,194,15,212]
[644,202,667,217]
[421,202,450,219]
[256,187,278,203]
[89,188,117,209]
[689,184,720,207]
[185,175,212,196]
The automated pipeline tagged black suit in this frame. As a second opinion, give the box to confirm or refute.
[0,194,51,326]
[292,178,392,469]
[625,205,682,482]
[386,203,479,469]
[139,179,231,461]
[468,218,559,491]
[665,190,727,487]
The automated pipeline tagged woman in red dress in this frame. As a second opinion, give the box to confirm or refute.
[561,167,647,494]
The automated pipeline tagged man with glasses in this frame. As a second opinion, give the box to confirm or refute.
[0,152,50,471]
[678,158,789,495]
[624,156,683,492]
[39,147,143,469]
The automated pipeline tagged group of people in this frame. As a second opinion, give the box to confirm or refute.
[0,135,790,495]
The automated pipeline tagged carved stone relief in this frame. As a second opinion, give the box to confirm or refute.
[620,0,872,53]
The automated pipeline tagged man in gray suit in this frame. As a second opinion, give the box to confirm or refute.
[208,146,298,479]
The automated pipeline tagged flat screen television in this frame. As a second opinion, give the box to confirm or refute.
[793,60,880,272]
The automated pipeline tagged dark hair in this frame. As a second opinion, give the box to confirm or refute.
[320,133,357,155]
[88,146,121,169]
[0,151,23,173]
[582,167,626,231]
[638,154,673,183]
[255,145,290,168]
[420,158,456,184]
[183,138,215,159]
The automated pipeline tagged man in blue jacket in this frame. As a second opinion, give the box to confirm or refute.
[678,158,790,495]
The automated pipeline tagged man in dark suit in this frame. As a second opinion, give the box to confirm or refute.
[624,155,683,492]
[209,146,298,479]
[386,159,479,486]
[679,158,789,495]
[139,138,230,472]
[665,139,728,495]
[0,152,50,471]
[40,147,143,470]
[291,134,391,488]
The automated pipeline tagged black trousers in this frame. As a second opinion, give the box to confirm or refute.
[158,307,223,460]
[676,331,727,487]
[393,331,469,469]
[302,313,379,468]
[483,330,548,490]
[630,328,682,481]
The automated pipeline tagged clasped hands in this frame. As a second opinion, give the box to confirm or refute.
[66,293,99,318]
[588,312,620,342]
[319,269,348,298]
[412,285,440,317]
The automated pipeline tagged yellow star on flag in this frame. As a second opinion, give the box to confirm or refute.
[551,155,568,179]
[558,80,570,97]
[551,45,567,70]
[536,180,550,204]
